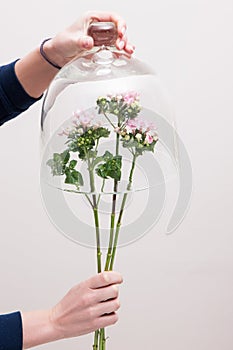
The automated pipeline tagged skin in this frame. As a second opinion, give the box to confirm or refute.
[14,11,131,349]
[15,11,135,98]
[22,271,123,349]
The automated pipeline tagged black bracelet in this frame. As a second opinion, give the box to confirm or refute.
[40,38,62,70]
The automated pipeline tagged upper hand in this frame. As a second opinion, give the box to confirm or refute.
[43,11,135,68]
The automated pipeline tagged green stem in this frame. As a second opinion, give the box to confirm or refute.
[97,179,105,206]
[104,213,116,270]
[84,193,94,208]
[99,328,106,350]
[102,328,106,350]
[103,113,116,129]
[88,157,102,350]
[115,130,120,155]
[88,157,102,273]
[109,154,137,270]
[104,128,120,271]
[128,153,137,186]
[93,206,102,273]
[93,330,99,350]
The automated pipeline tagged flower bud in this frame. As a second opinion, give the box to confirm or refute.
[135,133,142,141]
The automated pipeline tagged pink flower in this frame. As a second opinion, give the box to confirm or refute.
[125,118,138,133]
[123,91,140,105]
[125,117,155,134]
[72,110,95,128]
[123,116,158,145]
[73,109,82,119]
[136,118,148,133]
[79,114,94,127]
[147,129,157,137]
[145,133,154,144]
[58,127,71,136]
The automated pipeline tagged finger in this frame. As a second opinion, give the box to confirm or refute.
[116,38,135,54]
[96,312,119,329]
[116,36,127,51]
[125,42,135,54]
[77,35,94,50]
[88,272,123,289]
[94,284,119,302]
[96,298,121,316]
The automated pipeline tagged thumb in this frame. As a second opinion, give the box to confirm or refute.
[77,35,94,50]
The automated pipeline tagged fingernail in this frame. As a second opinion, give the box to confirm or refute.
[83,39,90,48]
[130,45,135,52]
[121,26,126,36]
[127,44,135,53]
[118,41,125,50]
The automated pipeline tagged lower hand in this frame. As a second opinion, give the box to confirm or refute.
[50,271,123,338]
[22,271,123,348]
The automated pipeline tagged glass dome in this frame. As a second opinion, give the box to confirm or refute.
[40,22,181,250]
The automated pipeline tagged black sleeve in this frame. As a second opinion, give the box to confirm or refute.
[0,311,23,350]
[0,60,43,126]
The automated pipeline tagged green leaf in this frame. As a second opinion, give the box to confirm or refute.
[103,150,113,160]
[62,150,70,165]
[96,165,108,179]
[47,150,70,176]
[88,150,98,159]
[94,127,110,139]
[96,155,122,181]
[69,160,77,170]
[91,150,113,170]
[122,137,138,149]
[64,169,84,189]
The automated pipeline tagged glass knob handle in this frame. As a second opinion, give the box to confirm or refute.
[87,22,118,47]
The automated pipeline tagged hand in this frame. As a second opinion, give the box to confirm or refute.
[50,271,123,338]
[43,10,135,68]
[15,11,134,98]
[22,271,123,348]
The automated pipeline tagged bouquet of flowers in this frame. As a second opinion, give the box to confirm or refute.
[47,91,158,350]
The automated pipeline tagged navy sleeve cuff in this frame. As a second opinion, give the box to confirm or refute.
[0,311,23,350]
[0,60,42,125]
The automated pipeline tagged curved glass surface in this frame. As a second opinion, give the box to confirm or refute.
[40,42,181,248]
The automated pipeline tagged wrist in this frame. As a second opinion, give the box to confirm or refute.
[41,38,66,69]
[21,309,62,349]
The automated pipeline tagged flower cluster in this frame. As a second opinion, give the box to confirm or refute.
[58,110,103,137]
[96,91,141,121]
[67,127,110,161]
[109,91,140,105]
[117,116,158,154]
[72,110,103,129]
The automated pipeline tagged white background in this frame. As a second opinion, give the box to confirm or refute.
[0,0,233,349]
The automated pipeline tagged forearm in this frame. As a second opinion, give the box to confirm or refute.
[15,45,59,99]
[21,310,61,349]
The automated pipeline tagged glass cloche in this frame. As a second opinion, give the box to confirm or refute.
[40,22,184,251]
